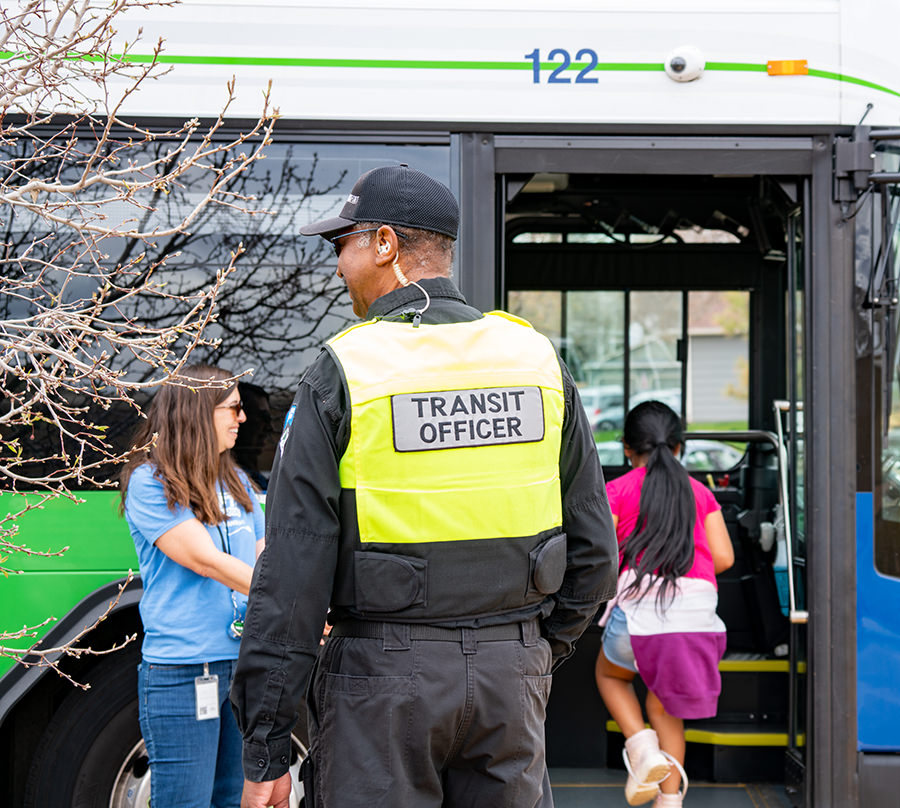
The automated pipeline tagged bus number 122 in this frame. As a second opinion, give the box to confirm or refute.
[524,48,600,84]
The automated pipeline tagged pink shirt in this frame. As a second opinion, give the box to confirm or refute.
[606,466,721,586]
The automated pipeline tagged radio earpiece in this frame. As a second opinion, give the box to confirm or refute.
[390,256,430,328]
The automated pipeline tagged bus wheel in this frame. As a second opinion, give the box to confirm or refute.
[23,645,142,808]
[107,733,309,808]
[24,644,309,807]
[109,738,151,808]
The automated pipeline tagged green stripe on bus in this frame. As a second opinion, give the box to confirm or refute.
[1,51,898,98]
[706,62,769,72]
[807,68,900,98]
[0,52,531,69]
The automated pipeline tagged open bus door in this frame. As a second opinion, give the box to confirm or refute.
[853,136,900,806]
[773,400,808,803]
[777,193,809,803]
[483,134,818,803]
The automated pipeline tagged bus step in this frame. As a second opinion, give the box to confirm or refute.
[717,658,796,724]
[606,720,804,782]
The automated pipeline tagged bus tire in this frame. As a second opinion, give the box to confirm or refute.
[23,644,310,808]
[23,645,142,808]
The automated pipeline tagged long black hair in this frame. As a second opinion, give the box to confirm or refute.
[621,400,696,610]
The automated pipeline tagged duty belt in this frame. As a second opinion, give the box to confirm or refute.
[330,618,536,642]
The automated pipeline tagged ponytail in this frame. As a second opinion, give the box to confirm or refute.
[620,401,695,610]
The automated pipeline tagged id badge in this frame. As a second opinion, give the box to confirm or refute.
[195,673,219,721]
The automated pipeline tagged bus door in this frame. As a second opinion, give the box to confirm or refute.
[773,399,807,800]
[482,136,812,793]
[853,135,900,805]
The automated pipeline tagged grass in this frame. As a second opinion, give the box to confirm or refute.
[687,420,749,433]
[594,421,750,444]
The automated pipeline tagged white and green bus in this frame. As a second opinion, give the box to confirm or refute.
[3,2,900,806]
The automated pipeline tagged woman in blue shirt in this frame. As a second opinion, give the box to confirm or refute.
[120,364,265,808]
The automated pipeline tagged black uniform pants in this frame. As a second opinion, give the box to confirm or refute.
[303,620,554,808]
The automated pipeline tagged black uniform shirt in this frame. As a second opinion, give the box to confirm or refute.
[230,276,618,782]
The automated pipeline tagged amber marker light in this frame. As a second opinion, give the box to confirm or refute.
[767,59,809,76]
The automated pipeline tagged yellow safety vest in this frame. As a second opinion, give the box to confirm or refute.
[327,312,568,620]
[329,311,564,543]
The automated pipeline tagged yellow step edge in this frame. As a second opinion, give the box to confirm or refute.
[606,720,806,748]
[719,659,807,674]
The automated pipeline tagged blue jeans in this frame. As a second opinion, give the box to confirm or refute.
[138,659,243,808]
[602,605,638,673]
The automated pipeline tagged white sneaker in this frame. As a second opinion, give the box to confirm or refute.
[622,729,671,806]
[653,793,683,807]
[652,753,689,807]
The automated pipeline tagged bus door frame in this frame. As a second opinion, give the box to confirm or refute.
[456,131,856,808]
[851,137,900,805]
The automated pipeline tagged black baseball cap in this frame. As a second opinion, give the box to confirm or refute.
[299,164,459,240]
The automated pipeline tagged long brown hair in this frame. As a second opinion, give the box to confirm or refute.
[119,364,254,523]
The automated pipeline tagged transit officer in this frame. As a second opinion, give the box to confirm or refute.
[230,164,618,808]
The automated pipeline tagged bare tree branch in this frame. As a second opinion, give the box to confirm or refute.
[0,571,137,688]
[0,0,280,682]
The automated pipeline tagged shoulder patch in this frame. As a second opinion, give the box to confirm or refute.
[283,403,297,430]
[278,404,297,456]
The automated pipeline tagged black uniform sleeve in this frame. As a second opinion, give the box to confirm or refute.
[230,354,346,782]
[542,365,619,668]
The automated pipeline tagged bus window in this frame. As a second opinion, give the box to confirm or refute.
[683,290,751,474]
[506,290,562,346]
[688,291,750,432]
[877,344,900,577]
[566,289,625,396]
[569,291,626,464]
[630,291,682,418]
[0,140,452,489]
[874,181,900,578]
[508,290,626,462]
[508,287,751,467]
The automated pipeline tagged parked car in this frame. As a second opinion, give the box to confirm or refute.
[630,387,682,413]
[589,387,683,432]
[681,439,744,471]
[595,440,626,465]
[592,405,626,432]
[577,385,623,432]
[596,438,743,470]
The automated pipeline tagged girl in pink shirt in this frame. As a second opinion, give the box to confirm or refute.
[595,401,735,807]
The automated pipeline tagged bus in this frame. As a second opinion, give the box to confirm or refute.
[2,1,899,806]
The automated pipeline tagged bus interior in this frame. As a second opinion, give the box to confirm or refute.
[500,170,807,804]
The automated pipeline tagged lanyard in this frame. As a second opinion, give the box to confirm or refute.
[216,481,232,555]
[215,481,244,639]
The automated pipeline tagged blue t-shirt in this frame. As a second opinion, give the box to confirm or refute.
[125,464,264,663]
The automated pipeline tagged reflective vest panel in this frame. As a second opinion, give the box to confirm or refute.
[328,312,564,544]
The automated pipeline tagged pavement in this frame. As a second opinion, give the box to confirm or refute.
[549,768,795,807]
